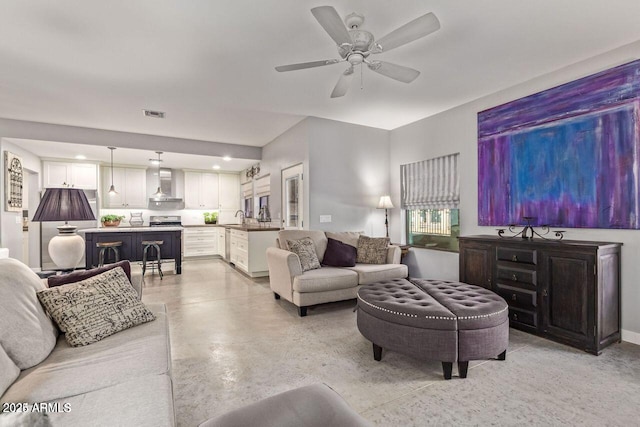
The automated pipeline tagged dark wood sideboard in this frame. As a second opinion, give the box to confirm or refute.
[84,229,182,274]
[458,235,621,355]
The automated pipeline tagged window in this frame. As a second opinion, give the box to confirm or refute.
[401,153,460,252]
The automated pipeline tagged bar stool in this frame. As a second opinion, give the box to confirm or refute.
[96,241,122,267]
[141,240,163,279]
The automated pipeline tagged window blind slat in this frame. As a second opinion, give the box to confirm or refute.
[401,153,460,210]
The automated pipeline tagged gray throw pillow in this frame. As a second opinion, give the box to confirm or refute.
[287,237,321,272]
[356,235,390,264]
[37,267,155,347]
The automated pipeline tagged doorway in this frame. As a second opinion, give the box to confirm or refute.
[281,164,303,230]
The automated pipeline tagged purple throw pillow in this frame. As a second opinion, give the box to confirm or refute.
[322,238,357,267]
[47,260,132,288]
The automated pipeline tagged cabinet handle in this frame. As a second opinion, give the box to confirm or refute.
[511,293,517,301]
[511,274,518,281]
[512,255,518,262]
[513,313,518,321]
[543,289,548,297]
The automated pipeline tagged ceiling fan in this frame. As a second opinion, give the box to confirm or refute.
[275,6,440,98]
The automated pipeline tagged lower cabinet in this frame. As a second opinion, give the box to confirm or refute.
[183,227,218,258]
[229,229,278,277]
[459,235,621,355]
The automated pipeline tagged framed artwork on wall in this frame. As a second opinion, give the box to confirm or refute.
[4,151,23,213]
[477,59,640,229]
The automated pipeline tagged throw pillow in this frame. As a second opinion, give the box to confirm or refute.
[47,260,132,288]
[356,235,390,264]
[37,267,155,347]
[287,237,321,272]
[322,238,357,267]
[325,231,362,248]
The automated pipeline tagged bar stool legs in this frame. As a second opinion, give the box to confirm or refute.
[96,241,122,267]
[142,240,164,280]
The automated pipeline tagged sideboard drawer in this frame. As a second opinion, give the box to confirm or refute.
[497,247,537,264]
[496,283,537,308]
[509,307,537,328]
[496,265,537,286]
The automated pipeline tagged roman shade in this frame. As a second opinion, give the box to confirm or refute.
[241,182,253,198]
[255,175,270,197]
[401,153,460,209]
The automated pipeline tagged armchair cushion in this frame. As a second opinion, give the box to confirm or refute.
[287,238,321,272]
[356,236,390,264]
[322,238,357,267]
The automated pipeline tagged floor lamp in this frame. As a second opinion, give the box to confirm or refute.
[32,188,96,270]
[377,195,394,238]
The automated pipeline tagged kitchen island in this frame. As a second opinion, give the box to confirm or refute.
[83,227,183,274]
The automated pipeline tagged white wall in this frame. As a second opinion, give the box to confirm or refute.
[389,39,640,340]
[0,139,42,264]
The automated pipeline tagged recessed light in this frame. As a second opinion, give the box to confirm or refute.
[213,165,221,170]
[223,156,231,162]
[75,154,86,160]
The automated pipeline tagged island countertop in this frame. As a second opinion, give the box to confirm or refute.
[82,226,184,233]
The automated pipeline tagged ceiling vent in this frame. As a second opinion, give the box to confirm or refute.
[143,109,165,119]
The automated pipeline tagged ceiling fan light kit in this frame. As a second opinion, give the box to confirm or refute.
[275,6,440,98]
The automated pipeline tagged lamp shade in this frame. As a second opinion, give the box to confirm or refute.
[377,195,394,209]
[32,188,96,222]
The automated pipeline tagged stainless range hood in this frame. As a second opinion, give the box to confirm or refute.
[148,168,185,210]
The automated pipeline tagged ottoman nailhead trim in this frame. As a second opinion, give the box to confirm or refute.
[456,306,509,320]
[358,296,456,320]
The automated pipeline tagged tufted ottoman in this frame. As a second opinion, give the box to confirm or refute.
[357,278,509,379]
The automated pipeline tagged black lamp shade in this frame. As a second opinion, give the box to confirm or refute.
[32,188,96,222]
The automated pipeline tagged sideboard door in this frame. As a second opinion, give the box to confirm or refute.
[459,241,493,289]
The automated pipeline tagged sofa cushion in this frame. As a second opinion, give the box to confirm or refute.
[0,258,58,370]
[0,345,19,398]
[356,236,390,264]
[325,231,362,248]
[293,267,358,293]
[278,230,328,262]
[1,304,169,404]
[47,260,132,288]
[37,267,155,347]
[346,263,408,285]
[322,238,357,267]
[287,238,321,272]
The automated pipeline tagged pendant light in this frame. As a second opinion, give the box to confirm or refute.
[107,147,118,196]
[152,151,164,198]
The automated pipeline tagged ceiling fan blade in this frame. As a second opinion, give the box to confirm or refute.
[311,6,353,46]
[368,61,420,83]
[375,12,440,53]
[275,59,341,72]
[330,68,354,98]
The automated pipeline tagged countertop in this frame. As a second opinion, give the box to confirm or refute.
[183,224,281,232]
[82,226,184,233]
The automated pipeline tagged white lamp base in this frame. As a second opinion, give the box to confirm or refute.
[48,225,85,270]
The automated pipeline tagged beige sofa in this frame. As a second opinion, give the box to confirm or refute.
[0,258,174,427]
[267,230,408,316]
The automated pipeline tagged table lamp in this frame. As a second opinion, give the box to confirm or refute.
[32,188,95,270]
[377,195,394,238]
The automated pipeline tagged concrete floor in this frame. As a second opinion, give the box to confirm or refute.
[141,258,640,427]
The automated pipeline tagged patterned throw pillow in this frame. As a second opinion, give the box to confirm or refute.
[356,235,390,264]
[37,267,155,347]
[287,237,321,272]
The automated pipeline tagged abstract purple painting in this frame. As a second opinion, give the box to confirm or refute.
[478,60,640,229]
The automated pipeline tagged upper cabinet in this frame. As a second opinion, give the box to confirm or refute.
[184,171,219,209]
[102,167,147,208]
[43,162,98,189]
[218,173,240,211]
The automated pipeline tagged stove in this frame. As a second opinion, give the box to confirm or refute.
[149,215,182,227]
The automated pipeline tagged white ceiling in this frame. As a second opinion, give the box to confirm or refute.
[1,0,640,149]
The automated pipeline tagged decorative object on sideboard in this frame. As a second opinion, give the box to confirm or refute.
[107,146,118,196]
[32,188,96,270]
[246,164,260,179]
[203,212,218,224]
[376,195,394,238]
[129,212,144,227]
[496,217,565,241]
[101,214,124,227]
[4,151,23,212]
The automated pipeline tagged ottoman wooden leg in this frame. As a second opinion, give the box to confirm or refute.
[442,362,453,380]
[373,343,382,361]
[458,361,469,379]
[498,350,507,360]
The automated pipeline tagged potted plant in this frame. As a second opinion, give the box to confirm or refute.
[203,212,218,224]
[101,214,125,227]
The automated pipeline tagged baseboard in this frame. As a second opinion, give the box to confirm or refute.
[621,329,640,345]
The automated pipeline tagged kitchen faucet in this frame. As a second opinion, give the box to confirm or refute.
[235,210,245,225]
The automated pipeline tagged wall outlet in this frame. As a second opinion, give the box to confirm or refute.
[319,215,332,223]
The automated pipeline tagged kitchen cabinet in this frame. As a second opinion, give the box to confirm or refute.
[228,228,278,277]
[43,162,97,189]
[183,227,218,258]
[218,173,240,224]
[458,235,621,354]
[184,171,219,209]
[102,167,147,208]
[216,227,226,257]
